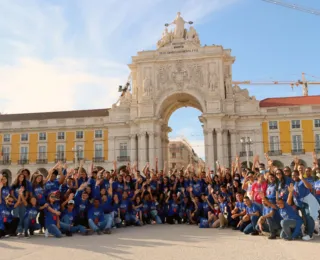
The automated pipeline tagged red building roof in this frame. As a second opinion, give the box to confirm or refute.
[259,95,320,108]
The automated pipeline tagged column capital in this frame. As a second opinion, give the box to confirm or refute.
[129,134,137,138]
[215,128,223,134]
[229,129,238,134]
[148,131,155,137]
[138,132,146,138]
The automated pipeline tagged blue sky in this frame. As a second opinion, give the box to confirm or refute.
[0,0,319,159]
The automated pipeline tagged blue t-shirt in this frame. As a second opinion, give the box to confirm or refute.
[33,185,46,205]
[167,200,180,216]
[262,205,281,222]
[44,203,59,226]
[277,177,292,201]
[61,209,77,224]
[0,204,14,223]
[278,204,302,221]
[200,202,211,217]
[293,180,311,206]
[24,206,39,222]
[119,199,132,216]
[266,183,277,202]
[1,186,10,205]
[245,203,261,215]
[191,181,203,197]
[142,201,151,215]
[45,180,60,195]
[74,191,91,217]
[235,201,246,212]
[88,206,104,223]
[101,196,113,214]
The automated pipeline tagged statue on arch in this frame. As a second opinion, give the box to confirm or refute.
[186,26,200,44]
[165,12,193,39]
[157,27,172,48]
[143,76,152,96]
[209,71,219,91]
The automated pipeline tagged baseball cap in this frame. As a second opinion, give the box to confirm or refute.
[68,200,75,205]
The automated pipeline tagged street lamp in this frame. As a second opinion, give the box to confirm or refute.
[240,137,253,168]
[72,147,82,168]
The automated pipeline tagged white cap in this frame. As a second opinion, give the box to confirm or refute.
[68,200,75,204]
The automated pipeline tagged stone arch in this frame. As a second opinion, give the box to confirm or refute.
[0,169,12,185]
[272,160,284,169]
[156,91,205,123]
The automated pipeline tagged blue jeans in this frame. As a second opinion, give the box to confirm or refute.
[47,224,62,238]
[280,219,302,239]
[60,215,86,234]
[104,212,114,229]
[243,216,259,234]
[299,205,315,237]
[23,218,41,233]
[88,219,107,232]
[13,205,26,233]
[125,213,140,225]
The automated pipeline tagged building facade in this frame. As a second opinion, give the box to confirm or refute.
[0,13,320,182]
[168,138,204,169]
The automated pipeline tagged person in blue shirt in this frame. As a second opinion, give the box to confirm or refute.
[275,169,292,202]
[88,198,108,235]
[190,175,203,197]
[101,180,114,233]
[0,173,11,206]
[122,191,141,226]
[273,198,303,241]
[132,196,143,224]
[239,196,261,235]
[60,199,89,236]
[74,183,91,228]
[112,175,125,200]
[21,196,47,238]
[10,172,29,236]
[0,193,21,236]
[44,192,62,238]
[212,194,231,229]
[256,197,281,239]
[165,192,181,224]
[31,173,46,233]
[149,193,162,224]
[230,192,246,230]
[266,174,277,204]
[141,190,152,224]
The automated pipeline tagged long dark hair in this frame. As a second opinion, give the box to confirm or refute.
[12,171,27,189]
[276,169,285,189]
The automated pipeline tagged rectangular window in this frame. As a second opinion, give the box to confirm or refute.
[39,132,46,141]
[316,134,320,150]
[119,143,127,157]
[21,133,28,141]
[95,144,103,158]
[291,120,301,129]
[76,131,84,139]
[172,152,176,159]
[20,146,28,160]
[76,145,84,159]
[57,144,65,160]
[57,132,65,140]
[268,121,278,130]
[292,135,302,151]
[38,146,47,159]
[3,134,10,142]
[2,147,10,161]
[95,130,103,139]
[269,136,280,152]
[315,119,320,128]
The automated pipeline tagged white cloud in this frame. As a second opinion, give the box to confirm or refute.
[0,0,239,114]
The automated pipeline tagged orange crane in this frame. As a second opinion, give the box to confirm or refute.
[262,0,320,16]
[232,73,320,96]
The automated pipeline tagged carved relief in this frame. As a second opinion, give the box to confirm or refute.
[171,60,188,90]
[157,64,171,89]
[208,63,219,92]
[143,76,152,97]
[188,63,203,88]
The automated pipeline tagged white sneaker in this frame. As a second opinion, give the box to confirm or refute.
[302,235,313,241]
[44,230,49,238]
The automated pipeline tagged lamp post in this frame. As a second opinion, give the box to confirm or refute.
[240,137,252,168]
[72,147,81,168]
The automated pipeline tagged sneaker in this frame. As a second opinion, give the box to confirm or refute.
[39,229,44,234]
[103,229,111,235]
[24,232,30,239]
[44,229,49,238]
[17,233,23,237]
[302,235,313,241]
[251,231,259,236]
[4,235,10,238]
[219,226,225,229]
[29,229,34,236]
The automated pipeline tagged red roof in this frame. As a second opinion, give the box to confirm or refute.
[259,95,320,108]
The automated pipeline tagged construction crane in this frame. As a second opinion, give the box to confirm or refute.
[261,0,320,16]
[232,73,320,96]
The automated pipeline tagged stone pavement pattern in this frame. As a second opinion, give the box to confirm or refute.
[0,225,319,260]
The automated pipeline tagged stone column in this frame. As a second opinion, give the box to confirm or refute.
[230,130,238,160]
[223,130,229,167]
[155,133,163,170]
[216,128,224,166]
[203,129,209,165]
[206,129,214,169]
[138,133,147,168]
[130,134,137,164]
[108,136,115,163]
[148,132,155,169]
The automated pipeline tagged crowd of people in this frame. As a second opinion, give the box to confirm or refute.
[0,152,319,241]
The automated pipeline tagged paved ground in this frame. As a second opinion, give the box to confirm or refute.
[0,225,319,260]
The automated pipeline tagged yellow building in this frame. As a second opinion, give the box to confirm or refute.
[260,95,320,168]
